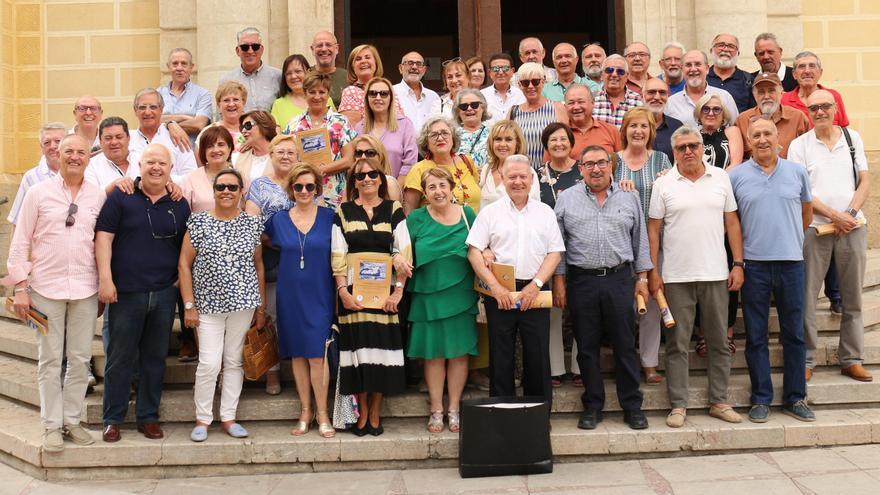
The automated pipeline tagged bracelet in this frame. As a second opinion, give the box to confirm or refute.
[336,284,348,293]
[13,287,30,294]
[637,278,648,284]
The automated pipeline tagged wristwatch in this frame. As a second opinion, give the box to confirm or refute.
[394,281,404,289]
[732,261,745,268]
[532,277,544,289]
[184,301,195,310]
[13,287,31,294]
[846,207,858,217]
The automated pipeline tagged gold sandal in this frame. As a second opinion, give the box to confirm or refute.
[317,410,335,438]
[291,407,312,436]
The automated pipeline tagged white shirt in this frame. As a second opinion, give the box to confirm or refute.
[429,93,456,119]
[466,197,565,279]
[648,164,738,283]
[84,150,142,190]
[481,85,526,125]
[664,85,739,127]
[128,124,197,182]
[788,128,868,227]
[394,81,440,134]
[479,165,540,210]
[6,157,56,224]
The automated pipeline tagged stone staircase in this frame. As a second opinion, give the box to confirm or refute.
[1,252,880,481]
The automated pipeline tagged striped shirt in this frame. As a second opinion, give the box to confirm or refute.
[592,88,643,128]
[511,101,559,170]
[6,158,56,224]
[554,182,652,275]
[612,151,672,220]
[5,175,106,300]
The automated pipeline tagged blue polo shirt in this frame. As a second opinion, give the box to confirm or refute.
[728,158,811,261]
[96,186,191,293]
[707,67,755,113]
[653,114,683,161]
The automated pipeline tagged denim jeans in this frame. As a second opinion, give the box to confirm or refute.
[102,284,178,425]
[741,260,806,406]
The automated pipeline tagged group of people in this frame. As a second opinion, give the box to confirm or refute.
[4,25,870,453]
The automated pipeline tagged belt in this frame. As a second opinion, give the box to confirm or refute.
[569,262,631,277]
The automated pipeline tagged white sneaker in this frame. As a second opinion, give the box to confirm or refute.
[42,428,64,452]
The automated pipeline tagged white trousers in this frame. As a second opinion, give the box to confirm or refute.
[193,309,254,424]
[548,307,580,376]
[31,291,97,430]
[639,298,662,368]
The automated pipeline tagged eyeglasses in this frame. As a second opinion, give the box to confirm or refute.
[674,142,702,153]
[402,60,426,68]
[701,106,723,115]
[240,121,255,132]
[354,170,381,181]
[713,42,738,51]
[625,52,649,59]
[75,105,101,113]
[366,90,390,98]
[146,208,178,240]
[354,149,378,158]
[490,65,512,73]
[428,130,452,141]
[442,57,462,67]
[519,78,543,88]
[604,67,626,76]
[273,150,297,157]
[582,159,610,170]
[292,183,317,193]
[661,56,682,64]
[213,183,240,192]
[136,104,161,112]
[238,43,262,52]
[458,102,481,111]
[65,203,78,227]
[807,102,834,113]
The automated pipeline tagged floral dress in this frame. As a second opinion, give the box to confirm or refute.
[457,124,489,170]
[284,110,357,210]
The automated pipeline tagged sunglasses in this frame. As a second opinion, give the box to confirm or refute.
[604,67,626,76]
[240,121,255,132]
[807,102,834,113]
[213,183,241,192]
[519,78,543,88]
[442,57,462,67]
[674,142,702,153]
[701,106,723,115]
[65,203,78,227]
[490,65,512,73]
[292,183,317,193]
[238,43,262,52]
[354,170,381,181]
[354,149,378,158]
[458,102,481,111]
[366,90,390,98]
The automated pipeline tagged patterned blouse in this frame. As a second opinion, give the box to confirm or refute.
[592,88,643,128]
[457,124,490,170]
[284,109,358,210]
[188,211,263,314]
[612,151,672,220]
[246,176,292,224]
[337,85,406,121]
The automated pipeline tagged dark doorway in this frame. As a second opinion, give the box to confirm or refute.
[499,0,615,74]
[346,0,459,91]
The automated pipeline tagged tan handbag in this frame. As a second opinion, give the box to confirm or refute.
[242,315,281,381]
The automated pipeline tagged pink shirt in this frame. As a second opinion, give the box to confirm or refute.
[5,175,106,300]
[180,167,216,213]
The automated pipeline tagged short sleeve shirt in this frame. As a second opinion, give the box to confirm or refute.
[592,88,643,127]
[246,176,293,224]
[187,211,263,314]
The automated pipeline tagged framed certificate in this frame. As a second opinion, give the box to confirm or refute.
[350,253,393,309]
[294,127,334,166]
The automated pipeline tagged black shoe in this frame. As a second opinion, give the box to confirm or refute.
[623,410,649,430]
[577,409,603,430]
[368,422,384,436]
[830,300,843,314]
[350,423,370,437]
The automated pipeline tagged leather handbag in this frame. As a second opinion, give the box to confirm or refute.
[242,316,280,381]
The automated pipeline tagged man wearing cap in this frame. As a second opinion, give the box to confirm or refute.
[734,72,809,159]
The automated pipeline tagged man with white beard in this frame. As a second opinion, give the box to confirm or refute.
[658,42,686,95]
[734,72,809,159]
[393,51,439,134]
[664,50,738,127]
[581,43,606,87]
[707,33,755,113]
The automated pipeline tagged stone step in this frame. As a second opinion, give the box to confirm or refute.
[0,394,879,481]
[2,351,880,424]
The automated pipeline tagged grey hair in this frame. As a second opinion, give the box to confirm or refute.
[167,47,193,65]
[452,88,491,125]
[133,88,164,108]
[39,122,67,142]
[694,93,734,126]
[501,154,531,175]
[601,53,629,73]
[516,62,545,80]
[662,41,686,55]
[684,50,709,66]
[416,116,460,157]
[794,50,822,69]
[564,83,594,102]
[710,33,740,51]
[670,125,703,148]
[754,32,780,47]
[518,37,544,55]
[624,41,651,57]
[236,27,262,44]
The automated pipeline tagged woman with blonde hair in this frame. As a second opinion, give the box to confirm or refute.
[465,56,487,89]
[350,134,403,201]
[198,81,248,151]
[509,62,568,169]
[354,77,418,178]
[338,45,405,126]
[480,119,539,209]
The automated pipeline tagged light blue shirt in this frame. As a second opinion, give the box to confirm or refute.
[728,157,812,261]
[157,80,213,147]
[541,75,600,102]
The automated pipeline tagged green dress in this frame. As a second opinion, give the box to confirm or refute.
[406,206,479,359]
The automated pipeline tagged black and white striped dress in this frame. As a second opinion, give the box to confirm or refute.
[331,200,411,395]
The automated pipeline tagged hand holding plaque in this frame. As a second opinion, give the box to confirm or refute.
[294,127,333,168]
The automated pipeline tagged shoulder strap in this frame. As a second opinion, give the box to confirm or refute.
[841,126,860,188]
[459,154,477,178]
[460,206,470,232]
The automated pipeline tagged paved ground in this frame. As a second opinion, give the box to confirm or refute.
[3,445,880,494]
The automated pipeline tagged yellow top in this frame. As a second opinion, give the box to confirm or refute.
[404,157,481,213]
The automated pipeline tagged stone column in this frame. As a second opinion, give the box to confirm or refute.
[288,0,334,66]
[196,0,271,95]
[693,0,767,72]
[624,0,679,73]
[269,0,290,69]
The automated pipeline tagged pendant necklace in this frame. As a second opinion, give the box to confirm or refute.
[297,227,307,269]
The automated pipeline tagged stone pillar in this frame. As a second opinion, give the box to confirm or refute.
[624,0,679,74]
[289,0,334,66]
[693,0,767,72]
[196,0,271,95]
[269,0,290,69]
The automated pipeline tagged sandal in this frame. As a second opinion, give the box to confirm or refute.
[291,407,312,436]
[643,367,662,385]
[695,335,708,357]
[447,410,461,433]
[317,410,335,438]
[551,375,563,388]
[728,336,737,355]
[427,410,444,433]
[572,374,583,387]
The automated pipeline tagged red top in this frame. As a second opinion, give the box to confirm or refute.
[781,84,849,127]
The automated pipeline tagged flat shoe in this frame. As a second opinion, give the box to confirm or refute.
[369,422,384,436]
[709,405,742,424]
[427,411,444,433]
[290,419,311,436]
[190,425,208,442]
[225,423,248,438]
[666,408,686,428]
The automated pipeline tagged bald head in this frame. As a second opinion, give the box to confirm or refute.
[311,31,340,70]
[73,95,103,133]
[139,143,173,191]
[806,89,837,128]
